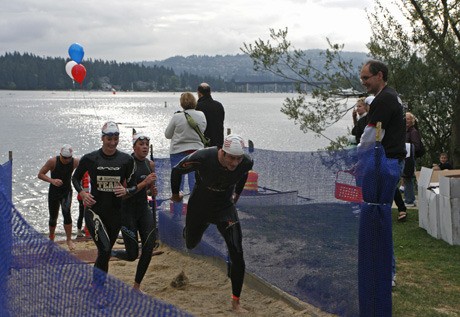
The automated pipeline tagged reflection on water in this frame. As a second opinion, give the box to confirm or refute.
[0,90,351,237]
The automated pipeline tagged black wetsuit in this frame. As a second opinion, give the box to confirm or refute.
[171,147,253,297]
[72,149,134,277]
[113,155,156,285]
[48,156,74,227]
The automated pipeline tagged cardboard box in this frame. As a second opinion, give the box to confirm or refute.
[416,168,460,184]
[417,167,434,231]
[418,185,429,231]
[439,175,460,198]
[438,195,460,245]
[426,190,441,238]
[416,168,460,244]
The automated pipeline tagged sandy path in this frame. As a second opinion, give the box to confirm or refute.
[70,240,334,316]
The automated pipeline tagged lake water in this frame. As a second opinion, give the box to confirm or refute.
[0,90,353,236]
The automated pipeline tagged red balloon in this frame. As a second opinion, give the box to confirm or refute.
[71,64,87,84]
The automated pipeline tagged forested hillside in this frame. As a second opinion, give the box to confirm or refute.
[0,50,367,91]
[0,52,228,91]
[143,50,368,82]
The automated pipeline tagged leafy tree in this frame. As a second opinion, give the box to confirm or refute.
[241,28,366,149]
[367,0,460,167]
[242,1,460,167]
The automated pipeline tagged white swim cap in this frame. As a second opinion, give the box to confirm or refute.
[132,132,150,145]
[101,121,119,136]
[60,144,73,158]
[222,134,245,156]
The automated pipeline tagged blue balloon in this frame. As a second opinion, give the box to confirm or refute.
[68,43,84,64]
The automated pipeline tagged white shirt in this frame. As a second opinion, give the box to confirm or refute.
[165,109,207,154]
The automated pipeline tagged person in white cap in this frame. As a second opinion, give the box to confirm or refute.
[38,144,80,251]
[72,121,135,288]
[111,130,158,292]
[170,134,253,313]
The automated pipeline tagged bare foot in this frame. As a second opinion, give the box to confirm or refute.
[232,299,248,314]
[133,283,148,295]
[66,240,76,252]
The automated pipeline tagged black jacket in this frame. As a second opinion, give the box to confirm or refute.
[352,114,368,144]
[196,95,225,147]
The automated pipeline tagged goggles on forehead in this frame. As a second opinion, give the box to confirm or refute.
[133,135,150,145]
[137,135,150,141]
[102,132,120,137]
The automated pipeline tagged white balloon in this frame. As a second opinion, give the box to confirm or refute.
[65,61,77,80]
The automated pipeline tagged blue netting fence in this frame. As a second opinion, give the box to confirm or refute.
[0,158,192,317]
[1,146,395,317]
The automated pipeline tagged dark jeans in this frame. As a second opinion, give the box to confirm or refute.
[394,160,407,211]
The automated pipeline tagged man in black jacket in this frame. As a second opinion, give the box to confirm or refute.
[196,83,225,147]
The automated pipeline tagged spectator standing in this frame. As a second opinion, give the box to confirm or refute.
[359,60,406,288]
[352,96,374,144]
[402,112,422,207]
[196,83,225,147]
[38,144,79,251]
[165,92,207,219]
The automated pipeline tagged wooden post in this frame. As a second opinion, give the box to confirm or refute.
[9,151,12,161]
[376,122,382,142]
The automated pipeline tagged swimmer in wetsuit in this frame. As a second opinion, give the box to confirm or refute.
[72,121,135,286]
[170,134,253,313]
[38,144,79,251]
[111,131,157,291]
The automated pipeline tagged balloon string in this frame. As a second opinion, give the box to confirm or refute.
[82,92,101,123]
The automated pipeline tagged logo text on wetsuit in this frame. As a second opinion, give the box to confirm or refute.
[97,166,121,171]
[97,175,121,192]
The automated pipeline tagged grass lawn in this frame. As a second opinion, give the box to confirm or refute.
[392,208,460,316]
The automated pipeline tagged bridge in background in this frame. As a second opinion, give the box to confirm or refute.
[233,81,306,93]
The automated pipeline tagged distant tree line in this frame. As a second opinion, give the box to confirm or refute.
[0,52,231,92]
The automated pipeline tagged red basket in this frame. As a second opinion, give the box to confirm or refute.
[334,170,363,203]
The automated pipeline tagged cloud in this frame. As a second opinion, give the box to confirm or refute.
[0,0,373,62]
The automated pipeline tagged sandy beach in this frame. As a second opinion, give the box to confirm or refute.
[68,239,334,317]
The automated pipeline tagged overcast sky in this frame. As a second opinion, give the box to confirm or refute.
[1,0,376,63]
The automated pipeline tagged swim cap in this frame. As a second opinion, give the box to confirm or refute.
[222,134,245,156]
[60,144,73,158]
[132,132,150,145]
[101,121,119,136]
